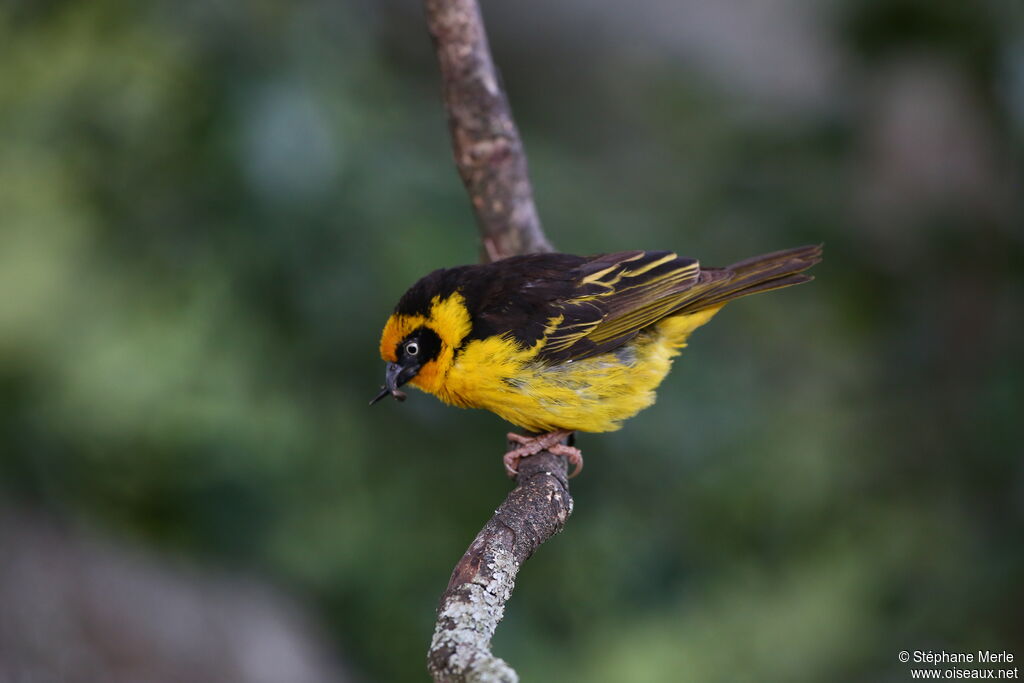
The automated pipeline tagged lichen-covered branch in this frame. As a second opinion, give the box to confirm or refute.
[427,450,573,683]
[421,0,571,679]
[423,0,553,262]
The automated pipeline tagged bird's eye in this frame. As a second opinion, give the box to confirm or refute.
[405,341,419,356]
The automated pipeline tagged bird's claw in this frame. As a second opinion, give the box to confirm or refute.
[503,430,582,478]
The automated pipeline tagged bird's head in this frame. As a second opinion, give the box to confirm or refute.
[372,277,472,405]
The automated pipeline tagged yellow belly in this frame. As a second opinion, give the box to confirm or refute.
[427,306,722,433]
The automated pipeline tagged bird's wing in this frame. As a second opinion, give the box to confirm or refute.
[536,251,703,363]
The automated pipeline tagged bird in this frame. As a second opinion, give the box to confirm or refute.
[373,244,821,477]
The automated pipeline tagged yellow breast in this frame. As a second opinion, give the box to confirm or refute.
[424,306,723,433]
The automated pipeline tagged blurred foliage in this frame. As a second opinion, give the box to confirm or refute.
[1,0,1022,681]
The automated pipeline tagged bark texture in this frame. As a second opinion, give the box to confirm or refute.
[427,451,573,683]
[423,0,554,262]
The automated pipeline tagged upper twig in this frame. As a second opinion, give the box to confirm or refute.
[423,0,554,261]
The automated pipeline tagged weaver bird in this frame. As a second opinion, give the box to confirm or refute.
[373,245,821,477]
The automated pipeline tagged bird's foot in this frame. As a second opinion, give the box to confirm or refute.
[503,430,582,479]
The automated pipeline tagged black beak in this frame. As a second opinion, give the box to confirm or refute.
[369,361,419,405]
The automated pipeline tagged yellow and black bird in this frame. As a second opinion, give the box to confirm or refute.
[373,244,821,476]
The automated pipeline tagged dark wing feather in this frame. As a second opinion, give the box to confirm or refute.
[536,251,701,363]
[419,246,818,362]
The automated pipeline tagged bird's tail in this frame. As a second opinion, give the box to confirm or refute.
[674,244,823,315]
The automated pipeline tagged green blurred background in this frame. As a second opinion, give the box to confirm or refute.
[2,0,1022,681]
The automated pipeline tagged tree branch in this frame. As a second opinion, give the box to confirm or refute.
[422,0,572,680]
[423,0,554,262]
[427,451,573,683]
